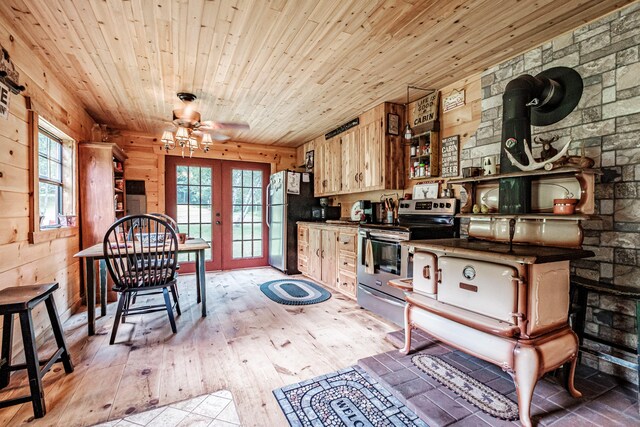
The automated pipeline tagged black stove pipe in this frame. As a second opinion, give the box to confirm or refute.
[498,74,560,214]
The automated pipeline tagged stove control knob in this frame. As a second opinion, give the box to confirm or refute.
[439,203,445,208]
[446,202,451,208]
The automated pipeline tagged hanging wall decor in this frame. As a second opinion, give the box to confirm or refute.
[441,135,460,178]
[0,44,25,95]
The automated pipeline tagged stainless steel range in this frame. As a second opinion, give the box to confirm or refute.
[357,198,458,325]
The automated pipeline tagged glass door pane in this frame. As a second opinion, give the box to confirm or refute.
[176,165,213,262]
[231,169,263,259]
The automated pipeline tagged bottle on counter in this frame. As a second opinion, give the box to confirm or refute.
[419,162,425,177]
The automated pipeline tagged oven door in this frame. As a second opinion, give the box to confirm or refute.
[357,229,406,300]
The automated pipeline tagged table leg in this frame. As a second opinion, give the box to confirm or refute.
[198,249,207,317]
[195,254,202,304]
[99,259,107,317]
[85,257,96,336]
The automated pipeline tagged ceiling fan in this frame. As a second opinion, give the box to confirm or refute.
[161,92,250,156]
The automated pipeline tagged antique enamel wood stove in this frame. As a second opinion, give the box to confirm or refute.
[389,66,598,426]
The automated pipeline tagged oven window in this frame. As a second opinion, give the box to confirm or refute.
[371,239,402,275]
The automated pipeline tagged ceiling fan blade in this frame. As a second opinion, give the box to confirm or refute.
[201,120,250,130]
[211,133,231,141]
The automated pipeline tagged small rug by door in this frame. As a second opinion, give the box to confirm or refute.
[273,365,427,426]
[412,354,519,420]
[260,279,331,305]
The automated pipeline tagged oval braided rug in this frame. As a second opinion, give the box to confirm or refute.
[260,279,331,305]
[412,354,519,420]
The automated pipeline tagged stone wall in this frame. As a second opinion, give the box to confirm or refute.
[460,3,640,382]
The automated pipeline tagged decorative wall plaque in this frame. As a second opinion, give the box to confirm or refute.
[441,135,460,178]
[443,89,465,112]
[407,91,439,131]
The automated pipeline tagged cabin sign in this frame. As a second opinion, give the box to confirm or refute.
[408,91,439,129]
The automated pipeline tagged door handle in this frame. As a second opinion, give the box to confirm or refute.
[354,173,359,183]
[423,265,431,279]
[316,249,320,257]
[359,172,363,182]
[216,221,221,225]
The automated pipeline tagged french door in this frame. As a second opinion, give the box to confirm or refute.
[165,156,270,272]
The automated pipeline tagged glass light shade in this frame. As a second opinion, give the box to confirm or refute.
[175,126,190,146]
[200,133,213,152]
[404,123,413,140]
[161,130,175,150]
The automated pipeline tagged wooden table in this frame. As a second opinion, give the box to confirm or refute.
[74,238,210,336]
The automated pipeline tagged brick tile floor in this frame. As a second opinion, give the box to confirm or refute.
[357,330,639,426]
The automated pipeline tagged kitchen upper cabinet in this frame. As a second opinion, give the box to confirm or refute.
[315,136,342,196]
[340,129,360,193]
[359,119,383,189]
[310,102,404,197]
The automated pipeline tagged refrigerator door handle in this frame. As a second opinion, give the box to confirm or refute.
[266,182,272,228]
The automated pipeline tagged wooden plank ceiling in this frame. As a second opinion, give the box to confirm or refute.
[0,0,633,147]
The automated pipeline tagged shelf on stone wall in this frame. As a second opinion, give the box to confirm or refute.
[448,167,601,184]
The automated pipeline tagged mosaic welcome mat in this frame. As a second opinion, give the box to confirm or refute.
[412,354,519,420]
[260,279,331,305]
[273,365,427,426]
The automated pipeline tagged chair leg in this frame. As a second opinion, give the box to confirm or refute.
[44,295,74,374]
[0,314,14,388]
[170,285,181,316]
[110,295,127,345]
[163,288,177,334]
[18,311,46,418]
[122,293,131,324]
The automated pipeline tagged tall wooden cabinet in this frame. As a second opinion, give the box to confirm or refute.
[79,142,127,251]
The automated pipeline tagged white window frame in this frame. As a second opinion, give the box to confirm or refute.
[29,112,78,243]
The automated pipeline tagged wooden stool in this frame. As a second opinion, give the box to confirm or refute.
[0,283,74,418]
[570,275,640,410]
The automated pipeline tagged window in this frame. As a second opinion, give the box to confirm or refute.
[38,129,64,228]
[29,112,77,243]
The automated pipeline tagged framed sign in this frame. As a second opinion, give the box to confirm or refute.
[443,89,465,112]
[305,150,314,171]
[441,135,459,178]
[0,81,9,119]
[387,113,399,135]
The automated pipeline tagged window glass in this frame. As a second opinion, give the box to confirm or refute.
[38,130,64,228]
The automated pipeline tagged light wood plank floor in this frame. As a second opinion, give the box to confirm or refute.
[0,268,397,427]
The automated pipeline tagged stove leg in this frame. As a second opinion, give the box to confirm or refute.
[512,345,539,427]
[401,303,412,355]
[565,355,582,398]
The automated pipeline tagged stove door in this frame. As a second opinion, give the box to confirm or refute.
[438,257,518,324]
[413,251,438,296]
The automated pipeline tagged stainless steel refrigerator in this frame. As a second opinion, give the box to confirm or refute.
[267,170,317,274]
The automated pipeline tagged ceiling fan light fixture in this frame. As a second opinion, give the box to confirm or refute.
[175,126,190,147]
[201,133,213,152]
[161,130,176,151]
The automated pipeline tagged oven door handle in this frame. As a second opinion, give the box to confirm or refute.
[359,286,406,308]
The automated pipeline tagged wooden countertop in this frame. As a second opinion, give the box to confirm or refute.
[403,238,595,264]
[297,221,359,230]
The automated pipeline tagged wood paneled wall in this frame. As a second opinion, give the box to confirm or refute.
[117,133,298,213]
[0,17,95,347]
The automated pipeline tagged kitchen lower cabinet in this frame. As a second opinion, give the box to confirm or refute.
[308,226,322,280]
[297,225,309,274]
[298,223,358,299]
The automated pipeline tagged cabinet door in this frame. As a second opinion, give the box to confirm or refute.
[321,229,337,287]
[359,119,383,189]
[297,225,309,274]
[314,143,326,197]
[341,130,360,193]
[324,138,342,194]
[308,227,322,281]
